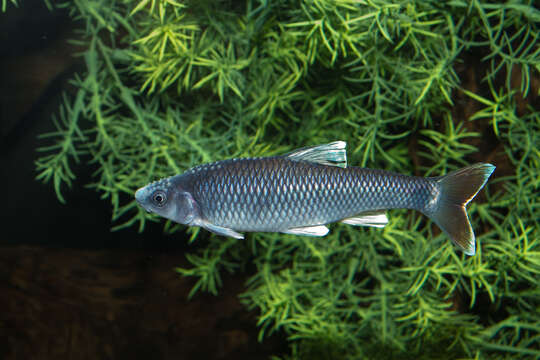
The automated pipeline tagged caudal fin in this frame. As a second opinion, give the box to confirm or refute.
[430,163,495,256]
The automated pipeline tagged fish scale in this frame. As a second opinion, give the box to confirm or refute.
[182,157,435,232]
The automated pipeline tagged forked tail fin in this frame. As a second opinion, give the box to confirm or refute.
[430,163,495,256]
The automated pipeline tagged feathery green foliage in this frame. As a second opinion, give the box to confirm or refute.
[1,0,17,12]
[24,0,540,358]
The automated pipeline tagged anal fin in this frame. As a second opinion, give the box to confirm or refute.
[282,225,329,237]
[341,210,388,228]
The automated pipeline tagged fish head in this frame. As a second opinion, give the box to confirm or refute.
[135,176,198,225]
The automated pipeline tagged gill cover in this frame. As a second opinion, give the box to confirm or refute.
[173,191,198,225]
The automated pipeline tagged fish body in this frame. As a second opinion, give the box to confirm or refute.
[176,157,435,232]
[135,142,495,255]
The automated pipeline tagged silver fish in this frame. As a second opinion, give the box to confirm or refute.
[135,141,495,255]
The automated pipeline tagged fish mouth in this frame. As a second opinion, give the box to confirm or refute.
[138,202,153,214]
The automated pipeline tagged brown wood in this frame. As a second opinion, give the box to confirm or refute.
[0,246,283,360]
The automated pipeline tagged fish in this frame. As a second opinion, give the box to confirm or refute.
[135,141,495,255]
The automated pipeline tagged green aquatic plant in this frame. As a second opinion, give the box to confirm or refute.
[17,0,540,358]
[1,0,17,12]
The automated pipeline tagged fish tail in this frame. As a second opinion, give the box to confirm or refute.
[429,163,495,256]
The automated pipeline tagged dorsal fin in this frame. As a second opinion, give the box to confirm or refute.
[286,141,347,168]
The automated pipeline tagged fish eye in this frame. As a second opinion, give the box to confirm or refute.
[152,191,167,207]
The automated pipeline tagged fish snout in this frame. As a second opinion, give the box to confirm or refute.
[135,187,152,212]
[135,187,145,203]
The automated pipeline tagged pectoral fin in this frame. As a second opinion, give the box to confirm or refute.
[341,210,388,228]
[282,225,329,236]
[199,221,244,239]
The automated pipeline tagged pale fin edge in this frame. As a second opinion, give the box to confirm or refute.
[286,141,347,168]
[341,210,388,228]
[282,225,329,237]
[198,221,244,239]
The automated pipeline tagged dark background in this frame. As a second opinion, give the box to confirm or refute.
[0,2,285,359]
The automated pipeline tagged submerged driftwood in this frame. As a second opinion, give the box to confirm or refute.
[0,246,282,360]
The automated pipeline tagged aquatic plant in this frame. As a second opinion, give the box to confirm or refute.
[1,0,17,12]
[11,0,539,358]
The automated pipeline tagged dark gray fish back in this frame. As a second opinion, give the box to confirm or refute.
[181,157,437,232]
